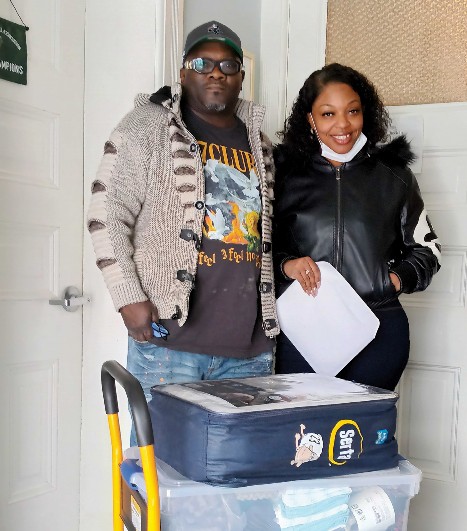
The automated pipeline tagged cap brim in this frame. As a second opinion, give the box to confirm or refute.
[186,36,243,62]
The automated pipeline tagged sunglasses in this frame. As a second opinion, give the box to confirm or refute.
[183,57,243,76]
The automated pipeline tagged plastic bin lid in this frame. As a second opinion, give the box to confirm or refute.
[155,458,422,498]
[122,449,421,501]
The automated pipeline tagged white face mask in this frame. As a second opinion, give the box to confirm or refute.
[320,132,367,163]
[309,113,367,163]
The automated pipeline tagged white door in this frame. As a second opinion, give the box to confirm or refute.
[390,103,467,529]
[0,0,84,529]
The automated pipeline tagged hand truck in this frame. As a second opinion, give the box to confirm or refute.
[101,360,161,531]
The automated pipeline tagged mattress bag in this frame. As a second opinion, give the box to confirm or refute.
[148,373,399,486]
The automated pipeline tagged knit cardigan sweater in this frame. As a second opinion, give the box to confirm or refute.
[87,83,279,337]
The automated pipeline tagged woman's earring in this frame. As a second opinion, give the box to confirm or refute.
[310,126,317,141]
[308,113,317,139]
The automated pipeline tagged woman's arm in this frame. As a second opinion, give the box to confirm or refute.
[272,153,321,296]
[391,172,441,293]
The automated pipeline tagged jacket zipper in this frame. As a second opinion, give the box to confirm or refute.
[335,165,343,272]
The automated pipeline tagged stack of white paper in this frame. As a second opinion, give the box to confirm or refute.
[276,261,380,376]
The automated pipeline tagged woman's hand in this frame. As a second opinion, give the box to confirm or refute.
[389,272,401,293]
[283,257,321,296]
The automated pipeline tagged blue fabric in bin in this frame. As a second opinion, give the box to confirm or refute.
[120,458,142,491]
[278,492,351,518]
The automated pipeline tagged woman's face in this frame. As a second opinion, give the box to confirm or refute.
[308,82,363,154]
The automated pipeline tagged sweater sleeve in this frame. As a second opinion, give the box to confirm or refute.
[391,171,441,293]
[87,125,150,311]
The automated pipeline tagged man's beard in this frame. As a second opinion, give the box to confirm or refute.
[205,102,226,112]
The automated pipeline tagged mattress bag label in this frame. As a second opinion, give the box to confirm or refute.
[328,420,363,466]
[289,419,364,468]
[290,423,324,467]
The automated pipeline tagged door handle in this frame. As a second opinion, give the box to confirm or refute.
[49,286,91,312]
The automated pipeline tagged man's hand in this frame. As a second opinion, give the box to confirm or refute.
[283,257,321,296]
[120,301,160,342]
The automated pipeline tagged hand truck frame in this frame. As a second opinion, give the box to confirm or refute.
[101,359,160,531]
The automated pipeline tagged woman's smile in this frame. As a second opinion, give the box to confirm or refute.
[331,133,353,145]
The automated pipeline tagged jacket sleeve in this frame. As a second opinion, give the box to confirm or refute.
[271,150,299,284]
[391,171,441,293]
[87,126,150,311]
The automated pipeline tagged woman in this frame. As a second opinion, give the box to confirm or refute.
[273,63,441,390]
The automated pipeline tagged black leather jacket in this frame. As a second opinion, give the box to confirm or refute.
[273,136,441,308]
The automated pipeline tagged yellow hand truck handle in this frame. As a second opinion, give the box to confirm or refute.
[101,360,161,531]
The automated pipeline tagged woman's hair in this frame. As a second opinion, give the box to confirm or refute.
[278,63,390,167]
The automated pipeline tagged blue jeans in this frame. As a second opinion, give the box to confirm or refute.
[127,337,274,446]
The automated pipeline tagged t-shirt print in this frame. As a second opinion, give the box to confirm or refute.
[202,157,261,255]
[152,109,273,358]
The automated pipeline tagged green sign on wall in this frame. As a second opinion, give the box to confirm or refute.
[0,17,27,85]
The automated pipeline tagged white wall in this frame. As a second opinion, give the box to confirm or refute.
[81,1,157,529]
[259,0,327,141]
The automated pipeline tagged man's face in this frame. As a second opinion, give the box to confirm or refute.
[180,41,244,116]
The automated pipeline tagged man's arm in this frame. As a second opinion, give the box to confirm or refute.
[87,125,156,338]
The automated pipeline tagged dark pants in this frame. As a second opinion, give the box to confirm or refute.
[275,302,410,391]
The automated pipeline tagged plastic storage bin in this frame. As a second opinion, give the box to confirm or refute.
[121,455,421,531]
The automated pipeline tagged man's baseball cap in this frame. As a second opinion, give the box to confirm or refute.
[183,21,243,62]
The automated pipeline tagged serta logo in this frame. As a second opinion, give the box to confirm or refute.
[337,429,356,460]
[328,419,363,466]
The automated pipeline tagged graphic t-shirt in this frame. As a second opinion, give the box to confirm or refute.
[155,107,274,358]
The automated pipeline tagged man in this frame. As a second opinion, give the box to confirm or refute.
[88,21,279,421]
